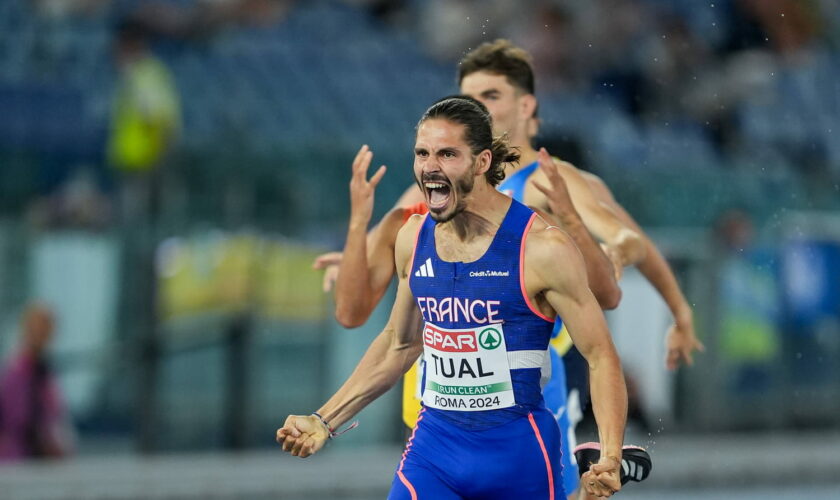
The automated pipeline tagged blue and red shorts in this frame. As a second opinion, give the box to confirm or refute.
[388,407,565,500]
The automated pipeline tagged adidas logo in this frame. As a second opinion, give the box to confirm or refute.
[414,257,435,278]
[622,458,645,482]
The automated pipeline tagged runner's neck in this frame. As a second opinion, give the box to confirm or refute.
[439,189,511,242]
[504,145,538,177]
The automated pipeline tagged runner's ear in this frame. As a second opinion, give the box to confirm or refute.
[474,149,492,179]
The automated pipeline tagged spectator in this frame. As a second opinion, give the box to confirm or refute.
[108,19,181,222]
[714,210,781,394]
[0,304,75,461]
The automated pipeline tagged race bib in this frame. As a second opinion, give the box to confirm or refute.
[422,322,515,411]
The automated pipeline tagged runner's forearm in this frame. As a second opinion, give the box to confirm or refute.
[588,348,627,462]
[334,220,376,327]
[605,201,692,326]
[317,327,420,429]
[635,238,692,326]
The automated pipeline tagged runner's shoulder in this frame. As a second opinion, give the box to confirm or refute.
[394,213,425,275]
[525,217,579,265]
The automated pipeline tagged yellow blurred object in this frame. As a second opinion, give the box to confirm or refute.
[109,55,181,172]
[157,232,325,323]
[402,360,422,428]
[550,324,573,356]
[258,240,326,321]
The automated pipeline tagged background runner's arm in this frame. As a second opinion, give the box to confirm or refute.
[552,160,646,269]
[583,173,704,369]
[334,208,403,327]
[532,207,620,310]
[316,219,424,429]
[534,228,627,464]
[531,148,620,309]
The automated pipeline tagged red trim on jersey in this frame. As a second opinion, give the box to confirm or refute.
[402,202,429,224]
[520,213,555,323]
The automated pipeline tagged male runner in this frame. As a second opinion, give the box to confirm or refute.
[279,97,627,499]
[315,136,621,448]
[313,94,646,497]
[315,40,699,498]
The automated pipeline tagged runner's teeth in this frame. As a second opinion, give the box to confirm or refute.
[425,183,445,189]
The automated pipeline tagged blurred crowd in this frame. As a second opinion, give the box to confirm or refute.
[3,0,838,233]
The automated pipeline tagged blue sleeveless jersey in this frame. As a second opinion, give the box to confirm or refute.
[497,160,539,202]
[409,199,555,429]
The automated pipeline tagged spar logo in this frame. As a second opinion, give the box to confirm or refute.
[478,327,502,350]
[423,324,477,352]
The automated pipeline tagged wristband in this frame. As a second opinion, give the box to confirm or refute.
[311,412,359,439]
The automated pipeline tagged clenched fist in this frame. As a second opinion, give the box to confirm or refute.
[581,455,622,497]
[276,414,330,458]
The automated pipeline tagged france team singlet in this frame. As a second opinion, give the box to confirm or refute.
[389,198,564,500]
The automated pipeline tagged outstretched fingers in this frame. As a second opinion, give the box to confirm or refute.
[351,145,370,175]
[313,251,342,269]
[369,165,387,188]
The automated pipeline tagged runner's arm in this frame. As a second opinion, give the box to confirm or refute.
[531,228,627,465]
[276,218,424,458]
[530,149,620,309]
[334,208,403,327]
[553,160,646,269]
[318,218,424,427]
[583,173,703,369]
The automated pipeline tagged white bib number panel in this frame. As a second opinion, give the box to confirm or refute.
[421,322,515,411]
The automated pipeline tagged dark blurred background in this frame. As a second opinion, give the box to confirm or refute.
[1,0,839,498]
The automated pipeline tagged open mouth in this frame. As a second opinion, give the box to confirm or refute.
[424,181,452,211]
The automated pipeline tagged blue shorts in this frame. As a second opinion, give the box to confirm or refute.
[389,407,565,500]
[543,347,580,495]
